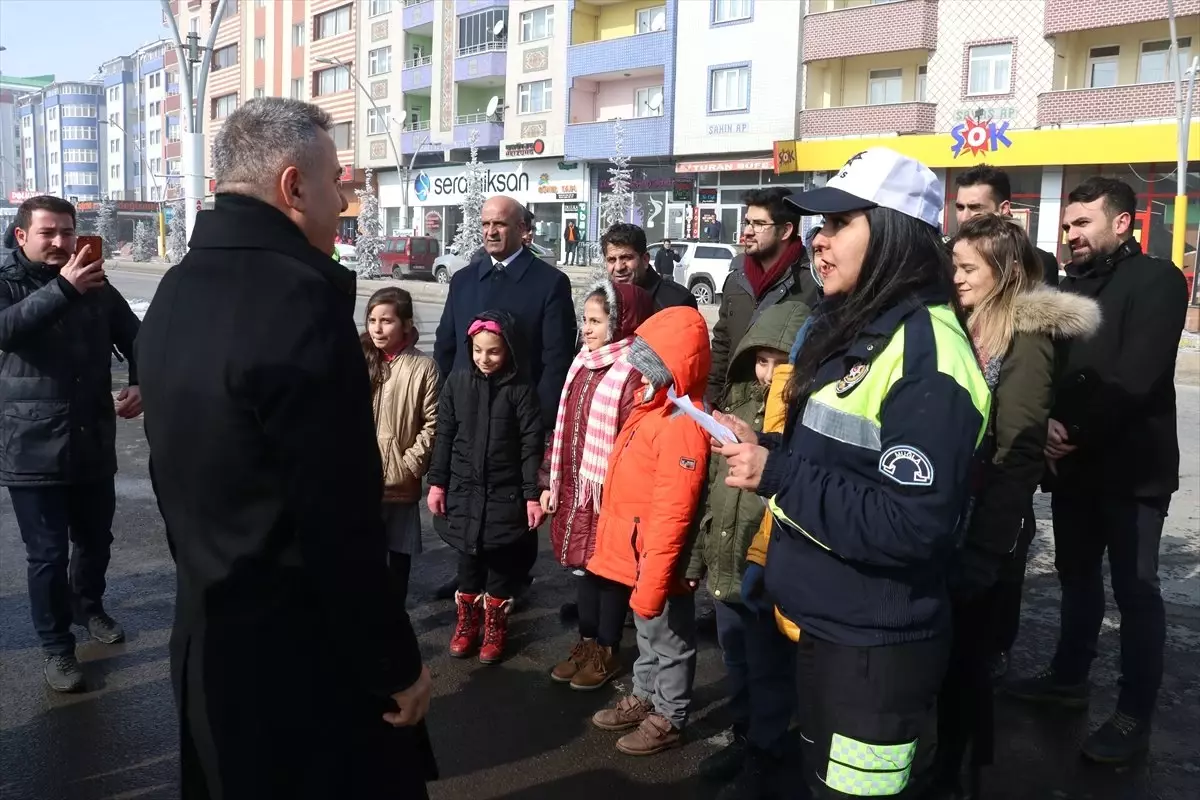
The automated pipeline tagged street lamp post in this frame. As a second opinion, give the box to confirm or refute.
[1166,0,1198,275]
[99,117,167,256]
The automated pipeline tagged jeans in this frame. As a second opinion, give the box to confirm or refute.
[457,532,538,599]
[632,593,697,729]
[8,479,116,656]
[1050,491,1168,718]
[577,571,632,648]
[713,599,797,756]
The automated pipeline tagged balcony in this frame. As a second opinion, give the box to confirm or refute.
[565,114,671,161]
[800,102,936,138]
[1038,82,1184,126]
[164,93,181,113]
[1044,0,1196,35]
[402,57,433,92]
[400,121,432,154]
[803,0,937,62]
[455,44,507,84]
[402,0,434,32]
[568,30,670,83]
[452,115,504,148]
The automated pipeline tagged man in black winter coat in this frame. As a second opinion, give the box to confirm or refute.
[1004,177,1188,765]
[0,196,141,694]
[135,98,434,799]
[602,223,697,312]
[953,164,1060,286]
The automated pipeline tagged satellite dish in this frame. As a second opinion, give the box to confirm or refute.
[486,96,500,118]
[392,109,407,125]
[648,92,663,111]
[493,18,506,37]
[651,13,666,32]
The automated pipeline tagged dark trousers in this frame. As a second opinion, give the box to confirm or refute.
[936,593,996,783]
[577,571,631,648]
[985,507,1037,654]
[797,633,950,799]
[458,532,538,599]
[714,599,797,757]
[388,551,412,607]
[8,479,116,656]
[564,241,577,265]
[1050,491,1168,718]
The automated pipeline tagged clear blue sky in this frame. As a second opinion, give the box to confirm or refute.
[0,0,168,82]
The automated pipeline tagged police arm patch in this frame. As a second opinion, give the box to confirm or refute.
[878,445,935,487]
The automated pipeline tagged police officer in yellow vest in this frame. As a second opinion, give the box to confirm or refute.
[715,148,991,799]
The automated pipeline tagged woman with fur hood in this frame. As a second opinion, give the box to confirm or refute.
[936,214,1100,798]
[541,276,654,690]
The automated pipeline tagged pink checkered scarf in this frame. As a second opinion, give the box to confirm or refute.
[547,336,638,512]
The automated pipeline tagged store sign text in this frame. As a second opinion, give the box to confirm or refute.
[420,169,532,198]
[950,117,1013,158]
[504,139,545,158]
[536,172,579,200]
[707,122,749,136]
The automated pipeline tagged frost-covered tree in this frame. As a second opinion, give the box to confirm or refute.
[353,168,384,279]
[450,130,485,258]
[96,198,118,257]
[132,221,155,262]
[167,199,188,262]
[599,118,632,232]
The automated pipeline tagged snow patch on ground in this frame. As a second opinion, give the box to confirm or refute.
[128,299,151,319]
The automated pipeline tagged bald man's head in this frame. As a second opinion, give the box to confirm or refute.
[482,195,528,260]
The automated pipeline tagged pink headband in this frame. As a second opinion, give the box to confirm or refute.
[468,319,503,337]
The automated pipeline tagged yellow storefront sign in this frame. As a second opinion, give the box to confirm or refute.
[774,124,1199,173]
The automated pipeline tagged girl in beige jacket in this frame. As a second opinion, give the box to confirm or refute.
[362,287,440,604]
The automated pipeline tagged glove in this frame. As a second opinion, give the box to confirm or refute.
[740,563,770,616]
[426,486,446,517]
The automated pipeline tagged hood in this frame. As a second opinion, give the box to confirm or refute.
[0,221,17,270]
[1012,286,1102,340]
[632,306,711,400]
[464,308,525,380]
[580,272,656,342]
[731,302,809,370]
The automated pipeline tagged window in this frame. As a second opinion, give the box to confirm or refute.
[291,77,304,99]
[190,18,199,34]
[51,175,60,189]
[75,172,98,186]
[330,122,352,150]
[254,87,265,99]
[213,0,239,22]
[50,152,59,165]
[712,0,750,23]
[368,46,392,76]
[458,9,508,55]
[59,105,98,118]
[63,149,98,164]
[634,85,663,117]
[1139,37,1192,84]
[1087,45,1120,88]
[150,130,161,144]
[254,37,266,60]
[48,108,58,120]
[213,44,238,70]
[149,73,162,89]
[49,129,58,143]
[636,5,666,34]
[255,0,265,6]
[368,105,392,135]
[370,0,391,16]
[518,79,552,114]
[212,93,238,119]
[868,68,903,105]
[110,139,121,153]
[292,22,304,47]
[110,164,121,179]
[152,158,162,173]
[316,4,352,39]
[709,65,750,112]
[168,121,180,141]
[917,65,927,101]
[520,6,554,41]
[315,65,351,96]
[967,43,1012,95]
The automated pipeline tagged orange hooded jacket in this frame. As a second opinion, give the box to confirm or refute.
[586,307,713,619]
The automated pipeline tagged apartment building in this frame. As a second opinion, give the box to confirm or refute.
[776,0,1199,268]
[98,40,179,203]
[1,73,54,212]
[17,81,104,202]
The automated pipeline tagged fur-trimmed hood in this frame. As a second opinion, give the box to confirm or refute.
[579,272,655,343]
[1012,286,1101,340]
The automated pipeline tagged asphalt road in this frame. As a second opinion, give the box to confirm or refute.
[0,271,1198,799]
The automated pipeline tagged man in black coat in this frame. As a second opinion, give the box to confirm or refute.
[953,164,1060,286]
[135,98,434,799]
[601,222,697,312]
[654,238,681,278]
[1004,177,1188,765]
[0,197,141,693]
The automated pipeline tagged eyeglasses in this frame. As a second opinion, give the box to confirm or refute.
[742,218,781,231]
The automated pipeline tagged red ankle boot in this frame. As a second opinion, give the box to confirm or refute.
[449,591,482,658]
[479,594,513,665]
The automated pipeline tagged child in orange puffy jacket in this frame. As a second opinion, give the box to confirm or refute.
[585,306,712,758]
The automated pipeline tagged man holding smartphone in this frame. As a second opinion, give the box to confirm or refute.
[0,195,142,693]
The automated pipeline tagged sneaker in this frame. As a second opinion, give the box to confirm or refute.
[987,651,1010,682]
[479,594,513,665]
[83,612,125,645]
[550,638,594,684]
[1081,711,1151,764]
[699,729,749,782]
[1002,667,1088,709]
[616,713,682,756]
[43,654,86,693]
[715,748,783,800]
[592,694,653,732]
[449,592,482,658]
[570,643,620,691]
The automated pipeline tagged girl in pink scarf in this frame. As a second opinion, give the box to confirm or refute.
[541,276,654,690]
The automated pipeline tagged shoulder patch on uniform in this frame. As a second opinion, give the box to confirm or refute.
[679,457,697,471]
[835,361,870,395]
[879,445,934,487]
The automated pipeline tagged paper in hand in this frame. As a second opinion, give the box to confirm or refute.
[667,387,739,444]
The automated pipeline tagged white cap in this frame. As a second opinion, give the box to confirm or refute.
[785,148,944,231]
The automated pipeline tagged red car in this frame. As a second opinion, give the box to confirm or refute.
[379,236,440,279]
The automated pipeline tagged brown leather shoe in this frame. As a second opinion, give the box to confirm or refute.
[592,694,653,732]
[616,713,682,756]
[570,643,621,691]
[550,638,594,684]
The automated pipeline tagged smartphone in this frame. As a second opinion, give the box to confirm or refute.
[75,235,105,262]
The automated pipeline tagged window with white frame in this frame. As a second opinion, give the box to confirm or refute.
[712,0,750,23]
[458,9,508,55]
[212,93,238,119]
[76,172,98,186]
[520,6,554,41]
[637,5,666,33]
[292,22,304,47]
[254,87,265,99]
[150,130,161,144]
[370,0,392,16]
[1139,37,1192,84]
[518,79,552,114]
[330,122,352,150]
[51,175,60,188]
[316,4,352,39]
[48,107,58,120]
[967,43,1012,95]
[634,85,663,117]
[368,46,392,76]
[291,78,304,99]
[111,164,121,179]
[50,152,58,165]
[368,105,392,135]
[63,149,98,164]
[49,129,58,143]
[254,37,266,60]
[213,44,238,70]
[110,139,120,153]
[315,66,351,96]
[152,158,162,173]
[710,65,750,112]
[60,105,97,118]
[1087,45,1120,88]
[868,68,903,105]
[917,65,927,101]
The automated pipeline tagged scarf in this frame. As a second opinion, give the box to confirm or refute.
[742,238,806,300]
[547,335,638,512]
[971,330,1003,390]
